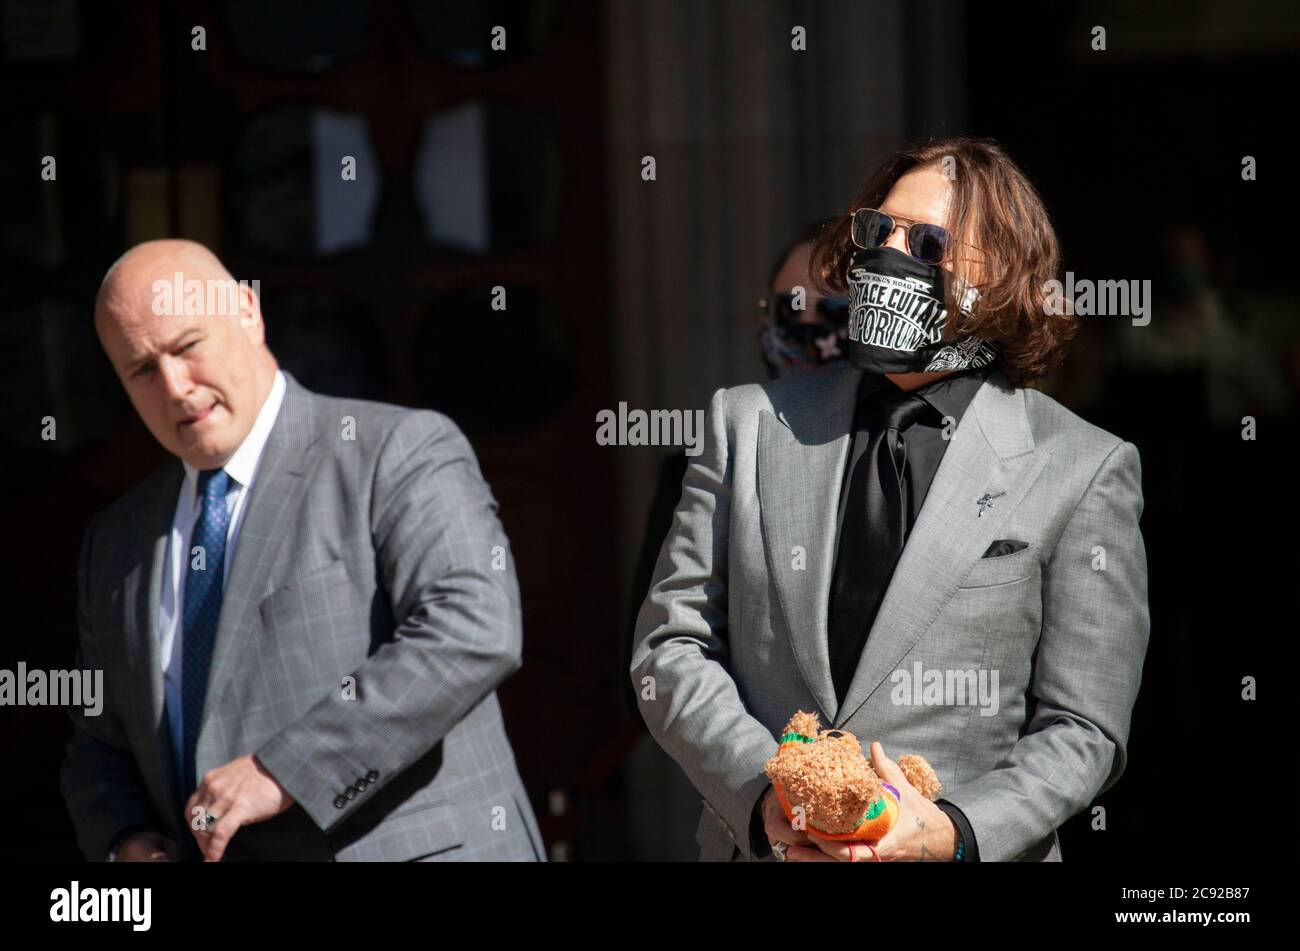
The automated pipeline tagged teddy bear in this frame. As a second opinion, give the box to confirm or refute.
[763,710,942,841]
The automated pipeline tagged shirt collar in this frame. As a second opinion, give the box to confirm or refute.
[181,369,287,499]
[855,363,992,425]
[913,364,992,423]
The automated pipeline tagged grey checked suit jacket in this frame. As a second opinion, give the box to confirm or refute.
[62,371,544,862]
[631,366,1150,861]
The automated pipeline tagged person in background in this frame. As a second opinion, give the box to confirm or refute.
[757,218,851,379]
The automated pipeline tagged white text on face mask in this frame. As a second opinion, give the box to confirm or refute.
[848,271,947,350]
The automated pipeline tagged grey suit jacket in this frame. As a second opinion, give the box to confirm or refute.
[61,371,544,861]
[631,366,1150,861]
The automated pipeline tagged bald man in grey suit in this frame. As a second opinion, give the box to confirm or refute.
[62,240,543,862]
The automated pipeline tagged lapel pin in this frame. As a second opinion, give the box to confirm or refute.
[976,491,1004,518]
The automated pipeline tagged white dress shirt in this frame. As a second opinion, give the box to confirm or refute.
[159,369,286,787]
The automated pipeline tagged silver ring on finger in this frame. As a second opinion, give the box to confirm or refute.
[771,840,788,862]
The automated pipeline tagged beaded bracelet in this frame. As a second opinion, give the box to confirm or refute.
[954,837,965,861]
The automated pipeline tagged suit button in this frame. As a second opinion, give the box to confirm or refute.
[366,770,378,783]
[355,778,368,791]
[333,795,347,809]
[344,785,358,801]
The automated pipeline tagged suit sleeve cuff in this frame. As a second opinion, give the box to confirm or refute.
[936,799,979,861]
[105,824,152,862]
[749,786,773,858]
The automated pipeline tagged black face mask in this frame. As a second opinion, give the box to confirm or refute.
[757,321,849,379]
[844,246,997,374]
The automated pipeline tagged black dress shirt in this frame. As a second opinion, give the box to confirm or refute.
[834,367,991,546]
[751,365,990,862]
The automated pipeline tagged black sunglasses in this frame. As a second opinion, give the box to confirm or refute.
[850,207,954,265]
[758,293,850,327]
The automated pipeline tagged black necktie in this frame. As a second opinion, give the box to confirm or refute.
[827,386,933,703]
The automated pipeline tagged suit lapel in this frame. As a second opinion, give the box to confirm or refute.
[124,461,184,822]
[833,370,1053,727]
[200,372,321,733]
[758,367,862,722]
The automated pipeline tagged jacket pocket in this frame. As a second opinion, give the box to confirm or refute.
[257,558,366,695]
[957,544,1037,588]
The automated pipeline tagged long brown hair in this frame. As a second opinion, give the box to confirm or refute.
[810,137,1074,387]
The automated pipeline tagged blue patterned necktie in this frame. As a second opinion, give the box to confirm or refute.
[181,468,232,804]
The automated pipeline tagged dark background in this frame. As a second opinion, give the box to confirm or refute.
[1,0,1293,861]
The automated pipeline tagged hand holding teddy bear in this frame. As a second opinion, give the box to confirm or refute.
[761,711,959,862]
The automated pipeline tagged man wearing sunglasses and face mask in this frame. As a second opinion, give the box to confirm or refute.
[757,218,851,379]
[632,137,1150,863]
